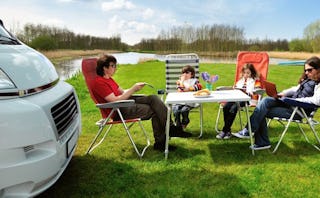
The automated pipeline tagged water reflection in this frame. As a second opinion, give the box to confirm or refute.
[55,52,297,80]
[55,58,82,81]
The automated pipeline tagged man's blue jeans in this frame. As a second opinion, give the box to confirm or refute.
[248,97,301,146]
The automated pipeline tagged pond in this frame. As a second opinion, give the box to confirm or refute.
[55,52,299,80]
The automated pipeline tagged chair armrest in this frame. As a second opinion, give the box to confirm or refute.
[96,100,135,109]
[132,94,146,97]
[280,97,319,109]
[253,88,265,95]
[157,89,165,94]
[216,86,233,91]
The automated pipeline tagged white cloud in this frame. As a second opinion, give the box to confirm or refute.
[101,0,135,11]
[142,8,154,20]
[57,0,73,2]
[105,15,157,45]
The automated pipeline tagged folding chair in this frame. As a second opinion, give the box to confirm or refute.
[163,53,200,95]
[215,51,269,133]
[267,97,320,153]
[81,58,150,158]
[162,53,202,136]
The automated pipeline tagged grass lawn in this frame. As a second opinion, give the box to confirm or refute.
[38,60,320,198]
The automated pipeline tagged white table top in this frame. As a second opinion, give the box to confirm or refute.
[165,89,251,104]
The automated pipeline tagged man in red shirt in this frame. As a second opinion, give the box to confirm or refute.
[92,54,191,152]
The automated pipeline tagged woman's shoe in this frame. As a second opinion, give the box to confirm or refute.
[249,144,271,150]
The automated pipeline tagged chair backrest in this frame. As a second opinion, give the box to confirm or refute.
[82,58,109,118]
[165,53,200,93]
[235,51,269,85]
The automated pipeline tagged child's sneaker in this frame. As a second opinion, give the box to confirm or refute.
[216,131,231,139]
[232,128,250,139]
[223,132,232,139]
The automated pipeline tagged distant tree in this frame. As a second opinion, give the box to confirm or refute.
[289,38,306,52]
[15,23,127,51]
[30,35,57,50]
[303,19,320,52]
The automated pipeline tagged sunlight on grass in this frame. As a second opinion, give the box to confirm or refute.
[40,60,320,197]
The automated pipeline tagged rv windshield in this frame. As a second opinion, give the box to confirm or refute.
[0,25,20,45]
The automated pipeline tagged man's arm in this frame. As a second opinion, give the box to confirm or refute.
[104,82,145,102]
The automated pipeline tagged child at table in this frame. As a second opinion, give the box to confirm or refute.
[172,65,202,129]
[216,63,260,139]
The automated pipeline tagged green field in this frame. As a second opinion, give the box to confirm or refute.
[39,60,320,198]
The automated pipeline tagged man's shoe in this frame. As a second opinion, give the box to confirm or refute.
[153,142,177,151]
[249,144,271,150]
[170,125,192,138]
[232,128,251,139]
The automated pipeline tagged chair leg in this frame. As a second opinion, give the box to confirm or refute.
[272,107,298,153]
[137,120,151,157]
[301,109,320,151]
[297,122,310,143]
[86,122,112,154]
[86,110,116,154]
[117,109,150,158]
[267,118,272,127]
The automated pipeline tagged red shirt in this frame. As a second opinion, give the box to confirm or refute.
[92,76,121,118]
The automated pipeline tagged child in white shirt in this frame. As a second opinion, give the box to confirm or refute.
[216,63,260,139]
[173,65,202,129]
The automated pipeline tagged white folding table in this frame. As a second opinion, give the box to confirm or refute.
[165,89,254,159]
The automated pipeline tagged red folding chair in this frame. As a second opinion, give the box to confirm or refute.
[215,51,269,133]
[81,58,150,158]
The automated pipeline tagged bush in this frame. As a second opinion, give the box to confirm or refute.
[289,38,305,52]
[30,35,57,51]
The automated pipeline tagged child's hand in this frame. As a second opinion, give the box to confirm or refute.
[180,74,186,81]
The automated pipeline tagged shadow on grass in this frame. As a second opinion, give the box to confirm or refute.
[37,154,250,198]
[208,138,320,165]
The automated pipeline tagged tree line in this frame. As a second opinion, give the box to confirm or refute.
[136,24,289,53]
[15,23,128,51]
[13,20,320,53]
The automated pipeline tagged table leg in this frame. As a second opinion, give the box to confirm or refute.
[245,102,254,155]
[199,103,203,138]
[165,105,171,159]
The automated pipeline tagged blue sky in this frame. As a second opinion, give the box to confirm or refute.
[1,0,319,45]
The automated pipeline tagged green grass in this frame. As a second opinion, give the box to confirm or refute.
[39,61,320,198]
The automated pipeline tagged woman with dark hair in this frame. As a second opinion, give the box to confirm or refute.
[233,56,320,150]
[92,54,191,152]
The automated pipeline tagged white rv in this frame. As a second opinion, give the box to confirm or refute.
[0,20,81,197]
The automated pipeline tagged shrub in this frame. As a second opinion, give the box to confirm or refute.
[30,35,57,51]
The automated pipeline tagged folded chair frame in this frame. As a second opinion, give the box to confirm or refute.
[267,98,320,153]
[163,53,202,137]
[85,100,151,158]
[215,51,269,133]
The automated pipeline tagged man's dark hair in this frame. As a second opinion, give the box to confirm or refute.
[96,54,117,76]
